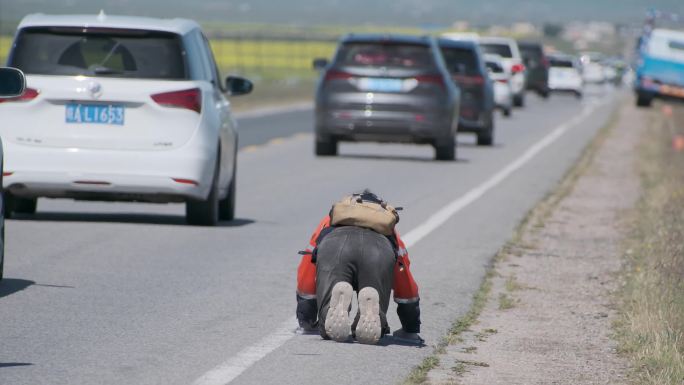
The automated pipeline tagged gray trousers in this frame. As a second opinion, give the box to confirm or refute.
[315,226,396,334]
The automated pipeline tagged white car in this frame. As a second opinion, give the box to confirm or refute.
[0,13,252,225]
[484,54,513,116]
[478,37,527,107]
[580,52,606,84]
[548,54,583,98]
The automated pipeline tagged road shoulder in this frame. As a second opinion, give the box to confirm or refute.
[424,99,639,384]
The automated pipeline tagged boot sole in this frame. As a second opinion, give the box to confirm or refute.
[324,281,353,342]
[356,287,381,344]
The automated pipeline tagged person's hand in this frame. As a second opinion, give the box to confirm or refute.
[392,329,424,344]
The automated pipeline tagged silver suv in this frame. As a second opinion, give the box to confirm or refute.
[313,34,460,160]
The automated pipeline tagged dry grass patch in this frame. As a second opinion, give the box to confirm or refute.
[616,103,684,385]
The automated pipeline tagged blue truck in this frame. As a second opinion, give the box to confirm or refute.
[634,28,684,107]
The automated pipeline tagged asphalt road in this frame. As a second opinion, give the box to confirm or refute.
[0,85,618,385]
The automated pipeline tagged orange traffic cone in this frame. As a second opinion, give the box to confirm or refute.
[673,135,684,151]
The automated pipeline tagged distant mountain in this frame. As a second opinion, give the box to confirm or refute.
[1,0,682,27]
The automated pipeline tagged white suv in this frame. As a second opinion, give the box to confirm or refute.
[0,13,252,225]
[478,37,527,107]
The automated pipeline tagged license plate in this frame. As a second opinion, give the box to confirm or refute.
[65,103,125,125]
[359,78,404,92]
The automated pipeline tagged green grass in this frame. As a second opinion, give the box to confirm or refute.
[615,103,684,385]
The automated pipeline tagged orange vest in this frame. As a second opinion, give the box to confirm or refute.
[296,216,419,303]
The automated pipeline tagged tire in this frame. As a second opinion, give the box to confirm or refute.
[477,122,494,146]
[0,220,3,281]
[186,158,220,226]
[539,90,549,99]
[3,193,37,218]
[13,197,37,214]
[219,162,236,221]
[434,136,456,161]
[503,107,512,117]
[513,93,525,107]
[315,137,338,156]
[0,191,4,281]
[636,93,652,108]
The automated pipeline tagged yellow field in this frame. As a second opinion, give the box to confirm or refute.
[210,39,337,71]
[0,36,12,64]
[0,35,336,75]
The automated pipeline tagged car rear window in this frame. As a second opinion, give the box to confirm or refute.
[549,58,574,68]
[480,43,512,58]
[485,60,504,73]
[9,27,187,79]
[440,47,479,75]
[336,42,433,69]
[519,45,543,59]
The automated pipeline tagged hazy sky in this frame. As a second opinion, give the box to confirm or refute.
[1,0,683,26]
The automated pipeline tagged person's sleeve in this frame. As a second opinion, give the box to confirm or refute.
[392,230,421,333]
[296,216,330,298]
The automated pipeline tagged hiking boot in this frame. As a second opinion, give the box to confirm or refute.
[355,286,382,345]
[324,281,353,342]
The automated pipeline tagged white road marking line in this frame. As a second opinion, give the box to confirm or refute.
[192,100,604,385]
[402,103,596,247]
[192,317,297,385]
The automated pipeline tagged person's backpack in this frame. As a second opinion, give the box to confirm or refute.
[329,194,400,236]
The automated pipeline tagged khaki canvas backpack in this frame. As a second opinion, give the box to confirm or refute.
[329,194,399,236]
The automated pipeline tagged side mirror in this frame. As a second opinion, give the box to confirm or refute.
[312,58,328,70]
[225,76,253,96]
[0,67,26,98]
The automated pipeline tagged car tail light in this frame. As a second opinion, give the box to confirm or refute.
[496,79,509,84]
[324,70,353,81]
[511,63,525,74]
[2,172,13,177]
[151,88,201,113]
[0,87,39,104]
[172,178,199,186]
[415,75,445,88]
[541,57,550,69]
[453,75,484,86]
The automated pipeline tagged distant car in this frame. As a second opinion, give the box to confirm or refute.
[518,41,550,98]
[313,34,460,160]
[0,67,26,281]
[1,13,253,226]
[580,52,606,84]
[548,54,583,98]
[634,28,684,107]
[479,37,527,107]
[438,38,496,146]
[484,54,513,117]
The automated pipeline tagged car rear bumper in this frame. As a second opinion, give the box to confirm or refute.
[316,108,454,143]
[3,142,215,202]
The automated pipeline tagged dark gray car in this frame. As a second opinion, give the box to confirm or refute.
[438,38,496,146]
[313,34,460,160]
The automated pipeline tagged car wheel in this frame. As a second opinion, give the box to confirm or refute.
[315,137,338,156]
[3,193,37,218]
[539,90,549,99]
[219,161,236,221]
[477,122,494,146]
[636,93,652,108]
[186,159,220,226]
[0,191,4,281]
[13,196,37,215]
[503,107,512,117]
[513,93,525,107]
[434,136,456,161]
